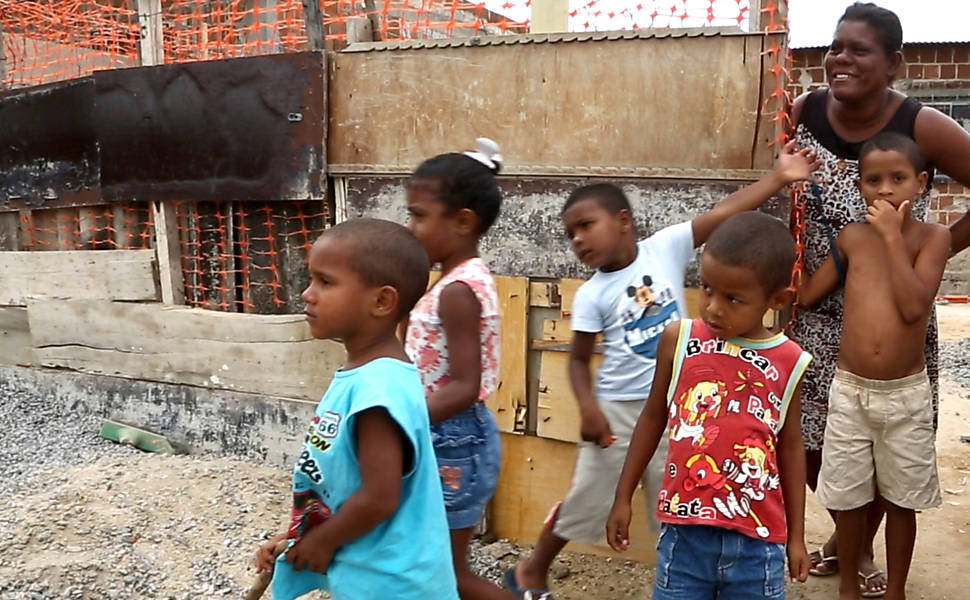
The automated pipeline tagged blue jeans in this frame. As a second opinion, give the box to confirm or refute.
[652,524,787,600]
[430,402,501,529]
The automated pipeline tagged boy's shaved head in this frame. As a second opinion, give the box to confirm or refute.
[320,218,430,317]
[562,183,632,215]
[859,132,925,173]
[704,212,795,295]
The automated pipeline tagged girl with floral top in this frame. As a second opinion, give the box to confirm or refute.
[405,139,511,600]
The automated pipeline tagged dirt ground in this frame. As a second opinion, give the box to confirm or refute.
[540,304,970,600]
[3,308,969,599]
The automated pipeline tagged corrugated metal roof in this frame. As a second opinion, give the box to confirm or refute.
[342,26,751,52]
[789,0,970,48]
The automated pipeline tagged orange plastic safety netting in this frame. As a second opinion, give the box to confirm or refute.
[1,0,782,89]
[0,0,791,315]
[174,200,328,313]
[13,204,155,251]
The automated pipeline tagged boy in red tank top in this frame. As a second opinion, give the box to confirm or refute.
[607,212,812,599]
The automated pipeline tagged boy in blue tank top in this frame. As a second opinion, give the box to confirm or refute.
[254,218,459,600]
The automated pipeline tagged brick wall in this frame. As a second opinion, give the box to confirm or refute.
[789,43,970,293]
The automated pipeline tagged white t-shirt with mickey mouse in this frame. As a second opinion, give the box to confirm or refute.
[570,222,694,401]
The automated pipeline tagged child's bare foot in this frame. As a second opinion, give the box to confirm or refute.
[514,561,547,591]
[858,557,888,598]
[808,536,839,576]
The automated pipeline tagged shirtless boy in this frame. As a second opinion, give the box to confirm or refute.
[800,132,950,600]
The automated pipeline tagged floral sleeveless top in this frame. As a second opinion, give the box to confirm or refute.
[405,258,500,401]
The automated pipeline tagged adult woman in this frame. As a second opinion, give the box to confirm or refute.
[789,2,970,597]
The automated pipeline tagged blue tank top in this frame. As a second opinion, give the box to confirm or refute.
[272,357,458,600]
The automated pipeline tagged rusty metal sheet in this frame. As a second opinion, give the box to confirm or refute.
[95,51,326,203]
[0,79,101,210]
[1,52,326,211]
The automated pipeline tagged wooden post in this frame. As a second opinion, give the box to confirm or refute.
[135,0,181,304]
[253,0,283,54]
[333,177,348,225]
[346,16,374,45]
[152,201,185,305]
[363,0,382,42]
[0,25,7,87]
[752,0,788,33]
[748,0,762,32]
[302,0,326,51]
[0,28,11,252]
[136,0,165,66]
[529,0,568,34]
[0,213,19,251]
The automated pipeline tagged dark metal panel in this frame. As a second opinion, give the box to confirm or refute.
[0,79,101,210]
[95,51,326,203]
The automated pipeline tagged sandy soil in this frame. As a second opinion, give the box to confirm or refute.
[3,308,969,599]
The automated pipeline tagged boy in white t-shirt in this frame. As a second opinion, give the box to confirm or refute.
[504,142,819,599]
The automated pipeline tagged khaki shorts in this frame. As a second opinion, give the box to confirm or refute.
[551,399,667,544]
[817,368,941,511]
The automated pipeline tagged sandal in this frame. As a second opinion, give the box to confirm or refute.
[808,545,839,576]
[858,570,888,598]
[503,568,555,600]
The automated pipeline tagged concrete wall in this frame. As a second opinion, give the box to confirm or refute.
[791,44,970,294]
[344,175,789,281]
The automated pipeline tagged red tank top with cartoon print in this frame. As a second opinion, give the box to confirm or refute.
[657,319,812,543]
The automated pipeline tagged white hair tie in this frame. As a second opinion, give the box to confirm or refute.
[463,137,503,172]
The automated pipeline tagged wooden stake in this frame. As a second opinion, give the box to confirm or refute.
[346,16,374,45]
[302,0,326,51]
[136,0,165,66]
[0,24,8,88]
[748,0,762,32]
[153,200,185,305]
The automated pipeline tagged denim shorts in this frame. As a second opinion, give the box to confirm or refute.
[653,524,786,600]
[430,402,501,530]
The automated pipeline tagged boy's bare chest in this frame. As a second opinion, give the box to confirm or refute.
[843,229,921,299]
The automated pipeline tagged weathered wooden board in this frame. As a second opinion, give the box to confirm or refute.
[493,433,656,563]
[684,288,703,319]
[0,213,19,250]
[493,275,528,432]
[0,307,33,366]
[28,300,345,401]
[0,249,158,305]
[558,278,584,316]
[330,31,781,175]
[535,286,702,442]
[545,286,704,341]
[541,318,571,342]
[536,349,603,443]
[529,281,560,308]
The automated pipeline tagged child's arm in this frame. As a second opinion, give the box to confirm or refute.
[691,141,820,247]
[254,533,288,573]
[605,323,678,551]
[868,201,951,323]
[427,282,483,424]
[569,331,614,448]
[796,232,847,308]
[285,407,406,574]
[777,388,809,583]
